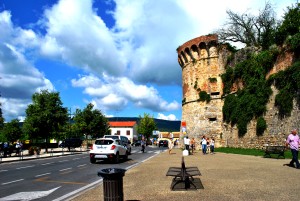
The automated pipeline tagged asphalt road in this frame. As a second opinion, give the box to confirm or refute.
[0,145,165,201]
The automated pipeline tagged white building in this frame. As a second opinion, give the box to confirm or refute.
[109,121,138,143]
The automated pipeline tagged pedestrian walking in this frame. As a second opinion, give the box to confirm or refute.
[201,136,207,154]
[190,137,195,154]
[168,139,174,154]
[141,139,146,153]
[3,142,9,157]
[184,136,190,154]
[210,138,215,154]
[286,129,300,169]
[206,137,210,153]
[15,140,22,156]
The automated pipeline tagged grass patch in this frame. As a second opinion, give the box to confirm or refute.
[215,147,295,159]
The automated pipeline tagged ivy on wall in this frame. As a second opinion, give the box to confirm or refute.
[221,50,275,137]
[198,91,211,102]
[267,61,300,118]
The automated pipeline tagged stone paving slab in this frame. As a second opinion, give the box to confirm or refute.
[71,148,300,201]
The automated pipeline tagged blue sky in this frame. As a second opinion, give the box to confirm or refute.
[0,0,296,122]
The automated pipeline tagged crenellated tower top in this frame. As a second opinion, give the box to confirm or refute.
[176,34,218,67]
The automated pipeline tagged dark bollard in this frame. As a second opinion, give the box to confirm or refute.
[98,168,126,201]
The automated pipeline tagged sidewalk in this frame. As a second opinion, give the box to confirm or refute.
[71,148,300,201]
[0,147,87,163]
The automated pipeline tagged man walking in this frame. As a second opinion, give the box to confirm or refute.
[286,129,300,169]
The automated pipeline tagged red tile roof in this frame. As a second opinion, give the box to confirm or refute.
[109,121,137,127]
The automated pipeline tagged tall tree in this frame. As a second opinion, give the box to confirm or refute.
[137,113,157,140]
[1,119,23,143]
[216,2,277,49]
[275,3,300,48]
[73,103,110,138]
[23,90,68,152]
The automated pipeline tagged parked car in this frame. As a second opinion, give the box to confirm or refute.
[103,135,132,154]
[89,138,128,164]
[132,140,141,147]
[159,140,169,147]
[59,138,82,151]
[146,140,153,146]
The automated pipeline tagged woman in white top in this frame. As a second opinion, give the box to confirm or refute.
[168,139,174,154]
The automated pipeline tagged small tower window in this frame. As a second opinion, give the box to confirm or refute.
[209,117,217,121]
[210,92,220,96]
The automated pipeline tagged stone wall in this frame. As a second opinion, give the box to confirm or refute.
[223,86,300,149]
[178,34,299,149]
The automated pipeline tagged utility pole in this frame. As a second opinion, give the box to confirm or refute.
[68,108,75,138]
[0,77,4,128]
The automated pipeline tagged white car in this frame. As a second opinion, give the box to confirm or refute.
[103,135,132,154]
[89,138,128,164]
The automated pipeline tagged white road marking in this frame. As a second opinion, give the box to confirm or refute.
[77,164,86,167]
[58,160,69,163]
[35,173,51,177]
[59,168,72,172]
[2,179,24,185]
[41,162,54,166]
[72,158,80,160]
[53,180,102,201]
[0,170,8,172]
[16,165,35,169]
[0,186,61,201]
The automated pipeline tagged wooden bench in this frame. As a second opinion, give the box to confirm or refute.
[166,157,201,190]
[264,145,285,159]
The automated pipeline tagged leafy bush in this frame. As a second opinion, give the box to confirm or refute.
[221,50,274,136]
[198,91,211,102]
[256,117,267,136]
[275,3,300,46]
[286,32,300,51]
[270,61,300,117]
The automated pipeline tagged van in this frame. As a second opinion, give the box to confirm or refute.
[103,135,131,154]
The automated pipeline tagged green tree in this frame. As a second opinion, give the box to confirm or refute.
[216,1,277,49]
[73,103,109,138]
[275,3,300,46]
[137,113,157,140]
[1,119,23,143]
[23,90,68,152]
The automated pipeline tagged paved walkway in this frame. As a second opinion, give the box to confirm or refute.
[71,148,300,201]
[0,147,87,163]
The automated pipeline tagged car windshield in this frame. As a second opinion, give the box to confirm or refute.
[95,139,114,145]
[104,136,119,140]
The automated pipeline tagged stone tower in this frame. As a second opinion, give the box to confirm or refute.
[177,34,229,146]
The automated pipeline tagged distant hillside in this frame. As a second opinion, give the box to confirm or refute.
[107,117,181,132]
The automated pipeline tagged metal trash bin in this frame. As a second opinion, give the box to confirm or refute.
[98,168,126,201]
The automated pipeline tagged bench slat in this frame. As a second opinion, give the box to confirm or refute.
[166,157,201,190]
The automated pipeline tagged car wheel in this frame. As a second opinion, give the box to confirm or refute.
[128,148,131,155]
[90,157,96,164]
[114,152,120,163]
[124,152,128,161]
